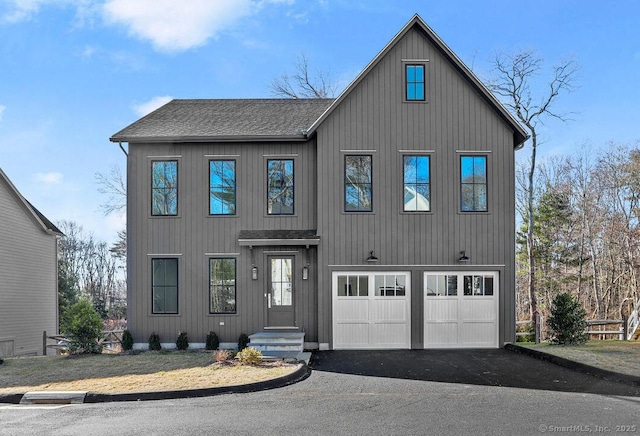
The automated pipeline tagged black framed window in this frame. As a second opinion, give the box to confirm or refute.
[344,155,372,212]
[405,64,425,101]
[152,258,178,314]
[209,160,236,215]
[209,258,236,314]
[151,160,178,216]
[460,155,488,212]
[267,159,294,215]
[403,155,430,211]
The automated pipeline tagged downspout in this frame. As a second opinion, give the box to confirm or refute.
[118,142,128,156]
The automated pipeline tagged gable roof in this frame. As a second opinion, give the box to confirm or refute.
[110,99,334,143]
[0,168,63,236]
[110,15,527,149]
[306,14,528,148]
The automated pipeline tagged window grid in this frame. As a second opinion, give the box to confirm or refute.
[209,258,236,314]
[151,258,178,314]
[460,155,488,212]
[403,155,431,212]
[405,64,425,101]
[344,155,373,212]
[151,161,178,216]
[267,159,294,215]
[209,160,236,215]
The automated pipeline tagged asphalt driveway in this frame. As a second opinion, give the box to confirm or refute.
[309,348,640,397]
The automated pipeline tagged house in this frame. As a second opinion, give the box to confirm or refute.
[0,168,62,357]
[110,15,527,351]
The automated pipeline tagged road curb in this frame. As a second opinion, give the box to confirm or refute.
[505,343,640,386]
[0,363,311,404]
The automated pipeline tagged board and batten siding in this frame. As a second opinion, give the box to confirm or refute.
[127,140,318,345]
[0,177,58,357]
[315,26,517,348]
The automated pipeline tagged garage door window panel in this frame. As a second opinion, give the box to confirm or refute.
[375,274,406,296]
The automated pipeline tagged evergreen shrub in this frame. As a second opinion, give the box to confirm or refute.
[148,332,161,351]
[205,331,219,350]
[237,333,250,351]
[548,293,588,345]
[121,329,134,351]
[176,331,189,350]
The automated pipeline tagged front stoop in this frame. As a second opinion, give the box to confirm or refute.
[249,332,306,361]
[21,391,87,405]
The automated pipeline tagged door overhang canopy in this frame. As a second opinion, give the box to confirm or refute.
[238,229,320,248]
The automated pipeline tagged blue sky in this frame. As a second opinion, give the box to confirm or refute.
[1,0,638,245]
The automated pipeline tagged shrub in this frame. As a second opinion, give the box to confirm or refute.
[60,299,104,354]
[176,331,189,350]
[205,331,219,351]
[213,349,231,362]
[237,333,250,351]
[121,329,134,351]
[236,347,263,365]
[548,293,588,345]
[148,332,162,351]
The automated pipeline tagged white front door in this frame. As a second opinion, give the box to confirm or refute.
[423,272,499,348]
[333,272,411,349]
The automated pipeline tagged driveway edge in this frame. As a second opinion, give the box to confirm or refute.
[505,343,640,386]
[0,363,311,404]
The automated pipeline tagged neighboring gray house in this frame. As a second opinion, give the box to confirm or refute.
[111,15,527,351]
[0,168,62,357]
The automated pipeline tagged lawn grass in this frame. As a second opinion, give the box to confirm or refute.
[520,340,640,377]
[0,351,297,395]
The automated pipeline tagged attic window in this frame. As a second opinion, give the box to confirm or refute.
[405,63,426,101]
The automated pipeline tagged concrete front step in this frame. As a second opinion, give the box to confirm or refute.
[249,332,305,354]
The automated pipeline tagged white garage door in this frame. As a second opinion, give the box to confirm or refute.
[333,272,411,349]
[423,272,498,348]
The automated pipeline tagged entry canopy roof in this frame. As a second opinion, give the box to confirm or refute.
[238,229,320,247]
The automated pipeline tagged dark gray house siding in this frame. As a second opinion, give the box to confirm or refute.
[126,140,320,346]
[0,169,61,357]
[112,15,526,350]
[314,25,519,348]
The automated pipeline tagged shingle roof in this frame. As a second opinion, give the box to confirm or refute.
[110,99,334,142]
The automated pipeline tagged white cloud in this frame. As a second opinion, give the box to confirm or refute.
[102,0,254,53]
[132,95,173,117]
[1,0,46,23]
[0,105,5,122]
[33,172,64,185]
[1,0,95,24]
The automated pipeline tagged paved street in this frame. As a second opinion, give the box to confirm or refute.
[1,350,638,436]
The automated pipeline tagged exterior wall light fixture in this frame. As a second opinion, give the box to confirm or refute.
[458,251,470,262]
[366,251,379,262]
[302,265,309,280]
[252,265,258,280]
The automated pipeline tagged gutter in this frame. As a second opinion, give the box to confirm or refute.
[109,134,310,144]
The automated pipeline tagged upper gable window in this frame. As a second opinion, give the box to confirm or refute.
[405,64,425,101]
[267,159,294,215]
[460,155,488,212]
[209,160,236,215]
[151,161,178,216]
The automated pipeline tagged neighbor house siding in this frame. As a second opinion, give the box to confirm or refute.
[127,140,319,345]
[315,26,517,348]
[0,177,58,357]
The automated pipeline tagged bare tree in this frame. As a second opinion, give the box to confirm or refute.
[270,52,338,99]
[489,51,578,326]
[95,164,126,215]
